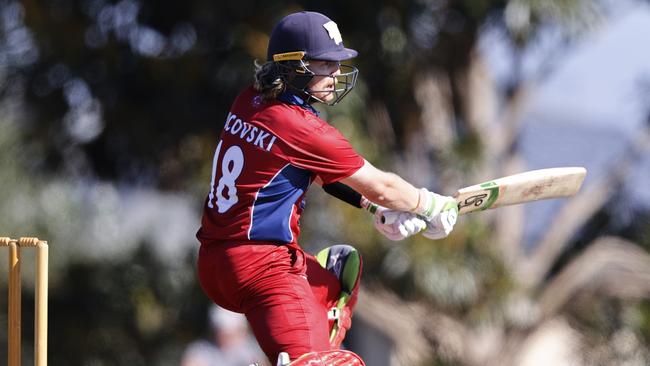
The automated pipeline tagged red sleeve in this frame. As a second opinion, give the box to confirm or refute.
[287,114,364,184]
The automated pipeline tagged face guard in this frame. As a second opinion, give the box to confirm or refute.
[274,51,359,106]
[305,63,358,106]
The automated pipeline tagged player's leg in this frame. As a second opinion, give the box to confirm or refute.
[242,245,332,362]
[306,244,362,348]
[198,242,331,362]
[197,241,247,312]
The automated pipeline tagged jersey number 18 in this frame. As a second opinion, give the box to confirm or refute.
[207,140,243,213]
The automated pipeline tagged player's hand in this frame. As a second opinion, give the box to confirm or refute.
[422,206,458,239]
[414,188,457,221]
[361,197,426,241]
[421,193,458,240]
[373,207,427,241]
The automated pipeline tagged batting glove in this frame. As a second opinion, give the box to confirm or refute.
[415,188,458,239]
[422,206,458,239]
[375,208,426,241]
[414,188,454,219]
[362,198,426,241]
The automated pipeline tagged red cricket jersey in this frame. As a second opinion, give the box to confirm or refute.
[197,86,364,245]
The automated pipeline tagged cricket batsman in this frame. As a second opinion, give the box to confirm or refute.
[196,11,459,365]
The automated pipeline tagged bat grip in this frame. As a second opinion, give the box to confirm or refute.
[380,211,399,225]
[381,200,458,224]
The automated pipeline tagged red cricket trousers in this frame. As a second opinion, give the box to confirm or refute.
[197,241,342,362]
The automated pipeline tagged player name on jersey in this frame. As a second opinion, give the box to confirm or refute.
[224,112,277,151]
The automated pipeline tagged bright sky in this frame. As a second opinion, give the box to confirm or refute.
[481,1,650,133]
[532,2,650,131]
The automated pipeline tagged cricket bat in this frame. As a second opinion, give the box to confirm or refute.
[454,167,587,215]
[376,167,587,224]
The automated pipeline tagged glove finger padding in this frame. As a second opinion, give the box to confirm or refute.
[374,216,404,240]
[375,210,426,241]
[398,222,410,237]
[399,213,426,236]
[402,215,415,234]
[422,201,458,240]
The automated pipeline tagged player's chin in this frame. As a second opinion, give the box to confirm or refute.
[318,91,335,103]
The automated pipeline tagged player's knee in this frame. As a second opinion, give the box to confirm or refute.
[315,244,363,294]
[316,244,363,348]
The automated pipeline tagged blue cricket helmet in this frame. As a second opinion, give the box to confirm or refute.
[267,11,358,62]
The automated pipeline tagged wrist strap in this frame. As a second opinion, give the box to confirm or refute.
[322,182,363,208]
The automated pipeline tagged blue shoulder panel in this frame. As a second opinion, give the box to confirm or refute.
[249,164,311,242]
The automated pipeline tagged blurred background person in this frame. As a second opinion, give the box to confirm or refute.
[181,305,267,366]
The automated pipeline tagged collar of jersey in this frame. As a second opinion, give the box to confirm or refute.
[278,92,320,116]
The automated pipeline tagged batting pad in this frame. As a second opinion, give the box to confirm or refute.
[315,244,361,306]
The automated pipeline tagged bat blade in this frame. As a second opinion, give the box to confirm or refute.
[455,167,587,215]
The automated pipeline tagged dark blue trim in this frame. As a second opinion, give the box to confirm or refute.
[249,165,311,242]
[278,91,320,116]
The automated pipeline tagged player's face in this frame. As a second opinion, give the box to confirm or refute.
[306,60,341,103]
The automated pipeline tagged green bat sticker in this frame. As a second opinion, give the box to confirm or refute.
[479,181,500,210]
[458,181,500,211]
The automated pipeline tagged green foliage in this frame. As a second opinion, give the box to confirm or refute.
[637,301,650,345]
[45,245,203,366]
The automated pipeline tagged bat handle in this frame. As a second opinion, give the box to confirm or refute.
[381,201,458,224]
[362,201,398,225]
[380,211,399,225]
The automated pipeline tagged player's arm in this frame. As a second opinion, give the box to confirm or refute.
[339,160,420,212]
[319,179,425,241]
[340,160,459,240]
[318,177,406,213]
